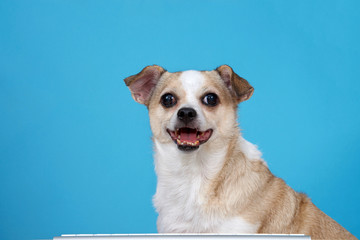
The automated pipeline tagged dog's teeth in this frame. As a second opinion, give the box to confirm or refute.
[176,139,200,146]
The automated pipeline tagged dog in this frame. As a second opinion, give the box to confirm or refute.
[124,65,356,239]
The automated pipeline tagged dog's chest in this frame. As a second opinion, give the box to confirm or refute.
[153,143,258,233]
[154,170,205,232]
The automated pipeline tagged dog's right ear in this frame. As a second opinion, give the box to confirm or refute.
[124,65,166,106]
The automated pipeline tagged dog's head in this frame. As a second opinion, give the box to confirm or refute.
[124,65,253,152]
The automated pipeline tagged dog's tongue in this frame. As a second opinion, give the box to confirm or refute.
[179,128,198,142]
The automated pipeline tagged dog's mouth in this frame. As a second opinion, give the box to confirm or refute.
[167,128,213,151]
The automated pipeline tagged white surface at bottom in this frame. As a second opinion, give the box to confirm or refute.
[53,234,311,240]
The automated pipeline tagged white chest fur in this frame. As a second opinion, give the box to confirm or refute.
[152,138,260,233]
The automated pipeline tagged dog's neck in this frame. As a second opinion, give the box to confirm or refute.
[153,130,265,183]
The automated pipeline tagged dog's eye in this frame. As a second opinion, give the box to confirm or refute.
[202,93,219,107]
[161,93,177,108]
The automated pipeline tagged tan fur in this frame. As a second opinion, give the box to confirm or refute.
[205,139,356,239]
[124,65,357,240]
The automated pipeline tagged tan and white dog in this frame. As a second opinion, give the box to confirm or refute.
[124,65,356,240]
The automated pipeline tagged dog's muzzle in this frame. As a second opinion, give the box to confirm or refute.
[167,107,213,152]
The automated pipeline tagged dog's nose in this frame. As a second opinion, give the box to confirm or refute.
[177,107,197,124]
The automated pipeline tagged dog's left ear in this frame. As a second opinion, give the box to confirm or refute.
[216,65,254,103]
[124,65,166,106]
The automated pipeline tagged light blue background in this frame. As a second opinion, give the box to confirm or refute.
[1,1,359,239]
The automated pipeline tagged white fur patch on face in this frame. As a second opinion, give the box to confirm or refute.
[179,70,205,104]
[167,70,208,131]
